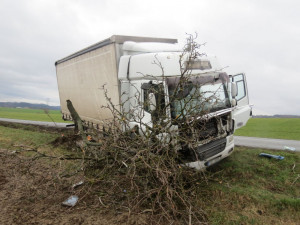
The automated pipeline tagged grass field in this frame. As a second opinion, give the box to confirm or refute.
[0,123,299,224]
[235,118,300,140]
[205,147,300,224]
[0,107,68,123]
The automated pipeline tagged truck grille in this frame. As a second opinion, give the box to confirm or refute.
[196,138,226,160]
[195,119,218,141]
[179,118,218,142]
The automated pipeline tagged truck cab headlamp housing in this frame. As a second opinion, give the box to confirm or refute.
[184,60,212,70]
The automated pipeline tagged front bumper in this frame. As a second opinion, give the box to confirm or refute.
[185,135,235,170]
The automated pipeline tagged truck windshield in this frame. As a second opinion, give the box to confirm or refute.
[169,79,231,119]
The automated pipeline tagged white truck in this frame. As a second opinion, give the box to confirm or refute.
[55,35,251,169]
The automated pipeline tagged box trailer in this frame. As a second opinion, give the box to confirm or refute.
[55,35,178,125]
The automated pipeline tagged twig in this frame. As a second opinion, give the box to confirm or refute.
[292,174,300,185]
[292,163,296,173]
[189,206,192,225]
[11,148,92,161]
[98,197,107,207]
[43,109,57,127]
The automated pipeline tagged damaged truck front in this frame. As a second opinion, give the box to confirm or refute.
[55,35,252,170]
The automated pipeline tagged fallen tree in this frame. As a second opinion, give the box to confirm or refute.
[63,34,222,224]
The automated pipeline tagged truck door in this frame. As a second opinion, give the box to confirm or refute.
[232,73,252,130]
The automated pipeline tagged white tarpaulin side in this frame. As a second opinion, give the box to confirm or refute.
[56,43,120,125]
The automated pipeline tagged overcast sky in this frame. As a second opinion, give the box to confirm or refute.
[0,0,299,115]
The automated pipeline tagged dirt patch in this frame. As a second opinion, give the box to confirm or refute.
[0,170,8,187]
[0,151,145,225]
[50,135,82,150]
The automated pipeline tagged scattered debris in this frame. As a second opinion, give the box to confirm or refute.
[87,135,92,141]
[283,146,296,151]
[62,195,79,207]
[72,180,84,189]
[259,153,284,160]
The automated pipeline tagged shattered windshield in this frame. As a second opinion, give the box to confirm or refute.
[168,76,231,119]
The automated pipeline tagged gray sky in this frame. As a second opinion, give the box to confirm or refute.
[0,0,299,115]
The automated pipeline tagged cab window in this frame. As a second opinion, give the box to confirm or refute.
[233,74,246,100]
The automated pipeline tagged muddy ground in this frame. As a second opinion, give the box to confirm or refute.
[0,151,120,224]
[0,122,147,225]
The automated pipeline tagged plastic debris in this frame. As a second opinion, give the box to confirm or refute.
[259,153,284,160]
[283,146,296,151]
[72,180,84,189]
[62,195,79,207]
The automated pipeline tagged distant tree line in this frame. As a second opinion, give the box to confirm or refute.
[253,114,300,118]
[0,102,61,110]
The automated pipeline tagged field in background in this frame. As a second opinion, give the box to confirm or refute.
[1,108,300,141]
[0,123,299,224]
[0,107,68,123]
[235,118,300,140]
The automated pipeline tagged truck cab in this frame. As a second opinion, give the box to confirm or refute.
[117,41,251,169]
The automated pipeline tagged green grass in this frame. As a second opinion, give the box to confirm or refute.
[0,107,69,123]
[235,118,300,140]
[0,124,60,148]
[203,147,300,224]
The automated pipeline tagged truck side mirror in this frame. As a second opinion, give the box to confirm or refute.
[148,92,156,111]
[231,82,238,98]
